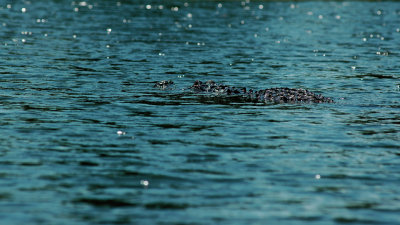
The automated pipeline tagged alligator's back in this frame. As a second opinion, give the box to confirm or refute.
[189,80,333,103]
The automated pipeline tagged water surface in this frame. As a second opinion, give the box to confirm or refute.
[0,1,400,224]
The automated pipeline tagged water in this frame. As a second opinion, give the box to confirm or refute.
[1,1,400,224]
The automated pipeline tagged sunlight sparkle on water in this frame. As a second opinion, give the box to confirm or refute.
[140,180,149,187]
[117,130,126,136]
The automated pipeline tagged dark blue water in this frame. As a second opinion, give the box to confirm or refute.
[1,1,400,224]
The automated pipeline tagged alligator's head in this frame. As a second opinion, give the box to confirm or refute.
[154,80,174,89]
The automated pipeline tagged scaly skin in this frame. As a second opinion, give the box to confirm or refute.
[155,80,333,103]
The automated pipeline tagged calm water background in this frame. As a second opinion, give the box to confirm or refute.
[1,0,400,224]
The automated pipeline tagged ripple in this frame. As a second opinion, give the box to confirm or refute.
[73,198,137,207]
[144,202,190,210]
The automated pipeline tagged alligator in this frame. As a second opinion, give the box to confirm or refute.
[154,80,333,104]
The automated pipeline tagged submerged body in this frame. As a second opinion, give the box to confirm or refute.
[155,80,334,104]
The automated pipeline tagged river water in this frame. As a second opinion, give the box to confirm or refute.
[0,1,399,224]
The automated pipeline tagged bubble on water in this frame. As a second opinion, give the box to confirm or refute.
[107,28,112,34]
[21,8,26,13]
[362,37,367,42]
